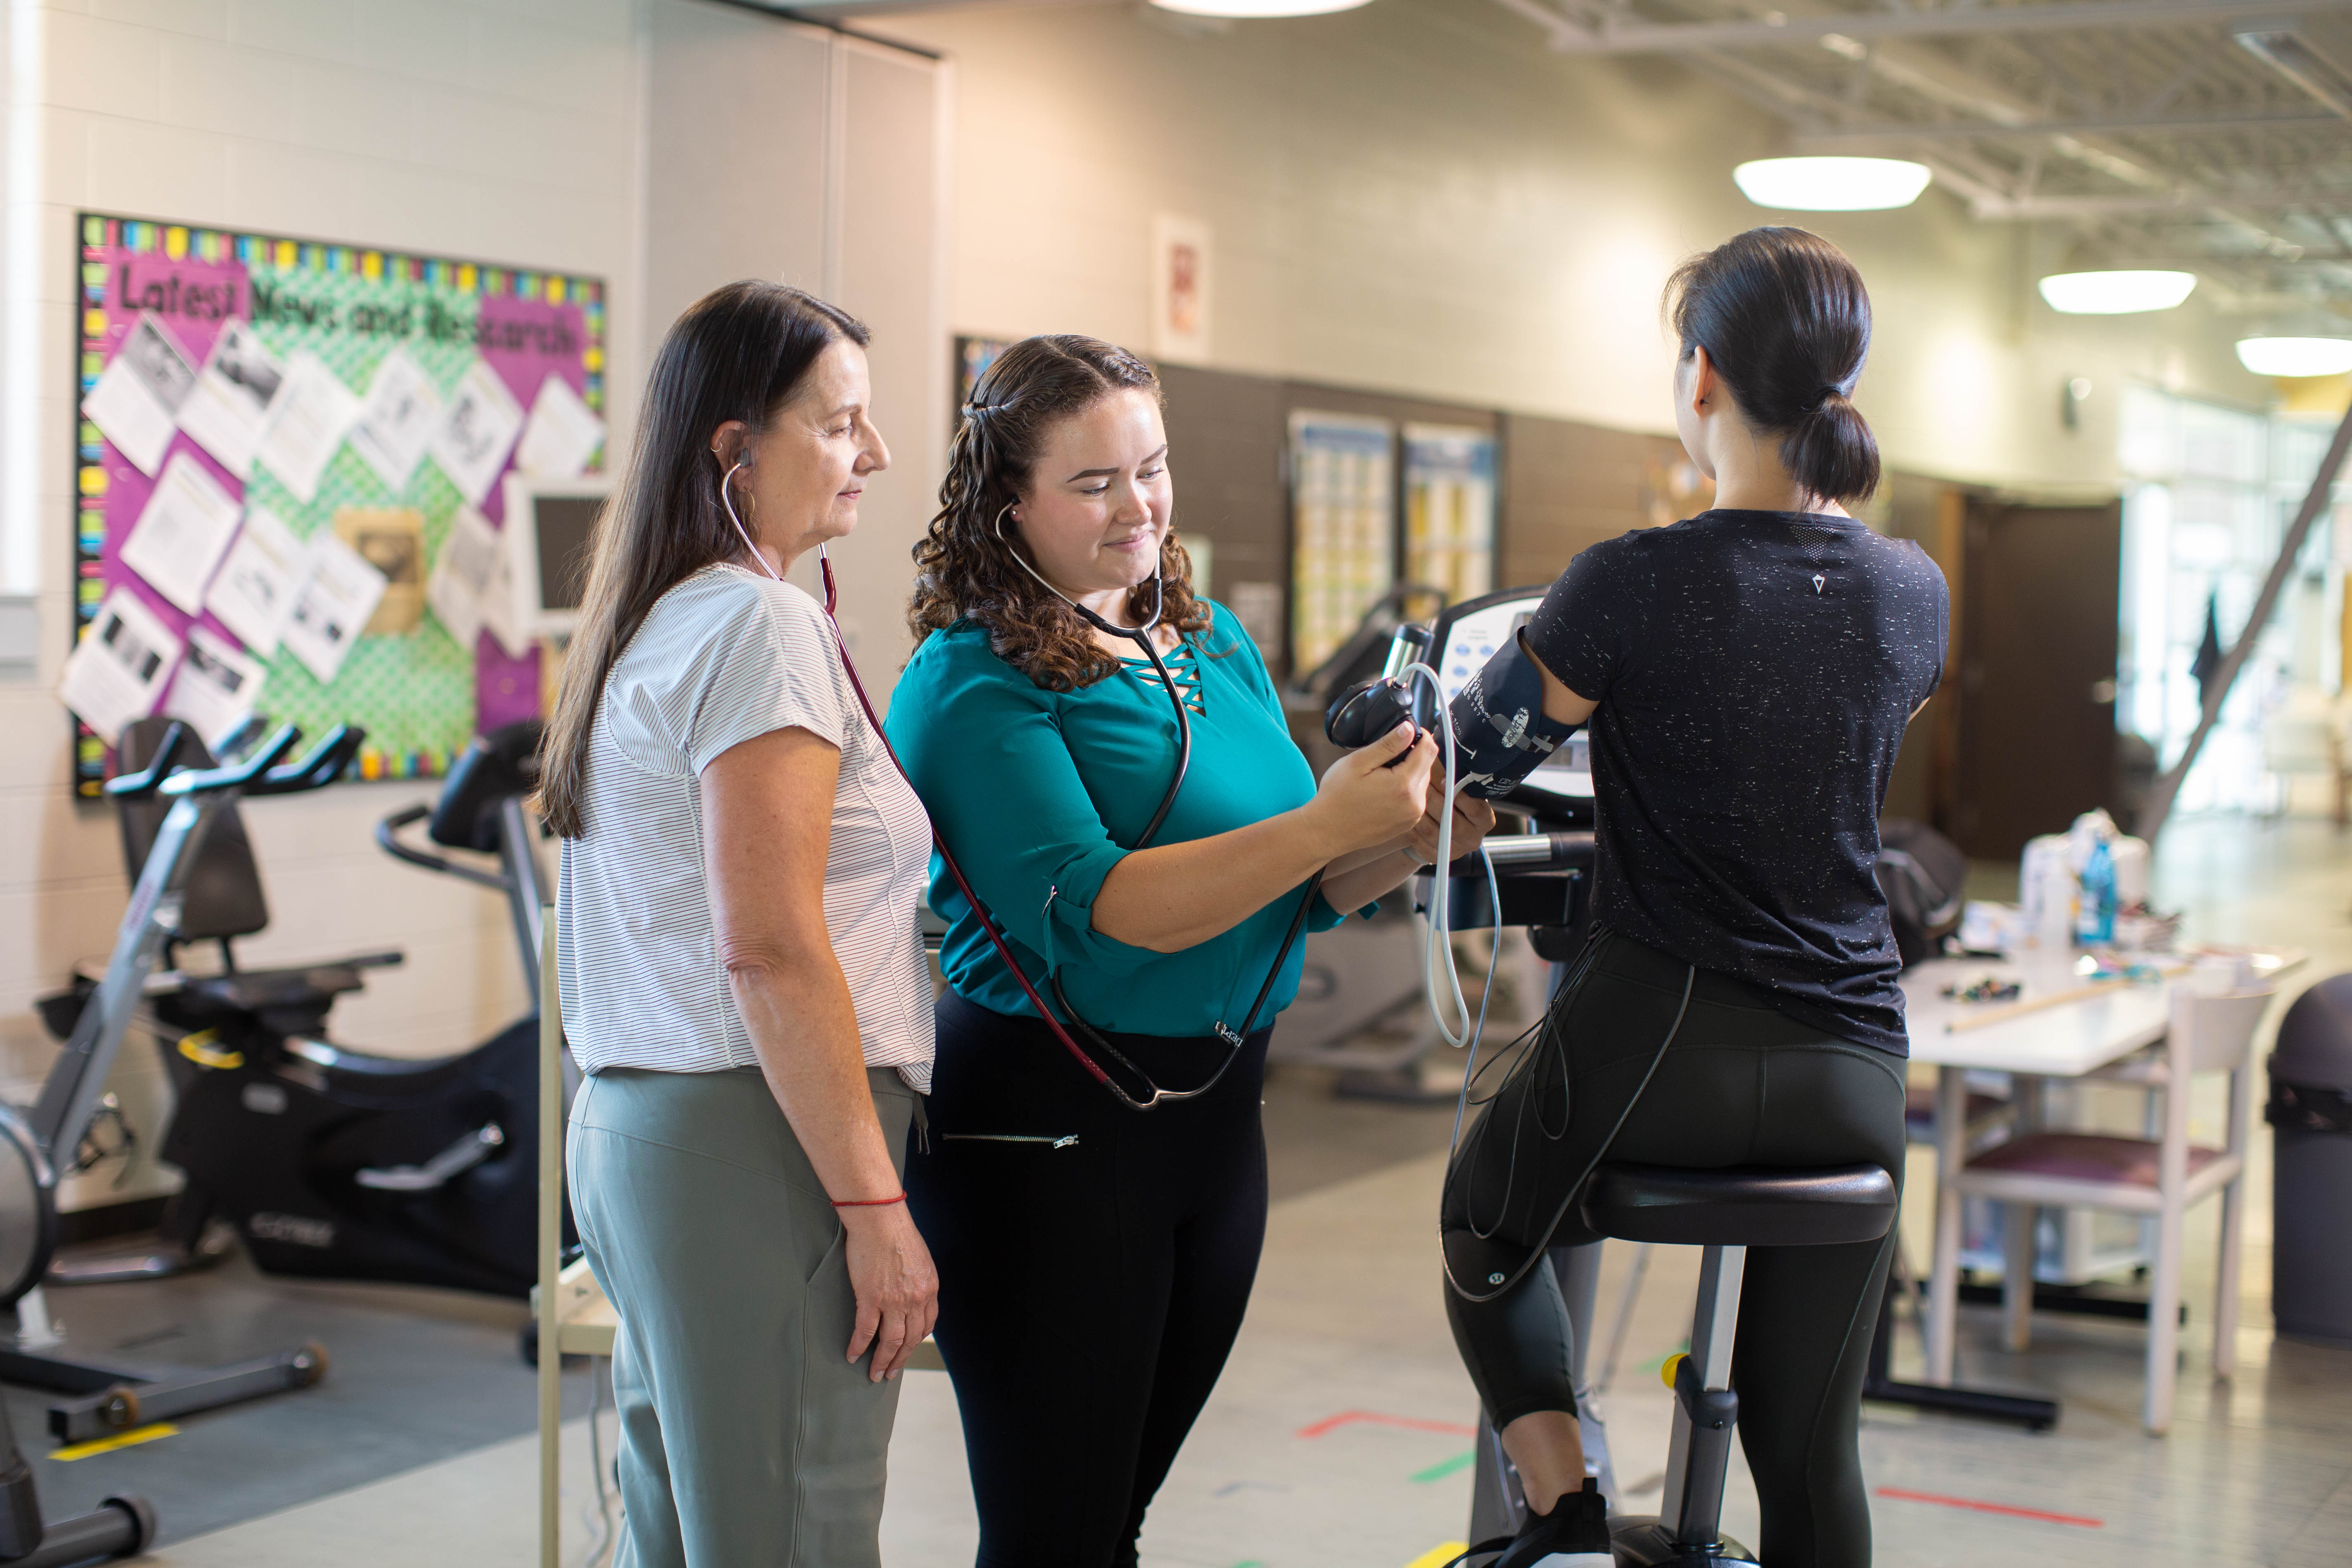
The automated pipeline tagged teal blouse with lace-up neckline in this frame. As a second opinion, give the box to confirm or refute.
[883,601,1366,1037]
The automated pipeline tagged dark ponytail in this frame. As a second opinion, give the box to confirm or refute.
[1663,226,1881,505]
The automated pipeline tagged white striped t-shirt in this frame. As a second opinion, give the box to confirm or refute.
[556,564,934,1090]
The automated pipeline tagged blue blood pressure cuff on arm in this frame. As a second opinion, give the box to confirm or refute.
[1447,633,1582,799]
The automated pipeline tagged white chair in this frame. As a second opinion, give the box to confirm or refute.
[1942,985,2274,1433]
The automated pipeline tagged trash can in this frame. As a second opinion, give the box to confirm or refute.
[2268,975,2352,1347]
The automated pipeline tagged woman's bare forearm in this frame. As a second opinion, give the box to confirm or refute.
[1320,850,1421,917]
[1091,805,1343,953]
[728,948,903,1202]
[1326,835,1410,878]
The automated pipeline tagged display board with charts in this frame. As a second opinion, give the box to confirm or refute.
[1288,410,1396,676]
[66,213,608,799]
[1403,423,1497,608]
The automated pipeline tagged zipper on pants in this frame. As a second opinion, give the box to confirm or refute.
[937,1133,1080,1149]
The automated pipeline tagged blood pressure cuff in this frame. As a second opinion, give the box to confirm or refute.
[1447,634,1581,799]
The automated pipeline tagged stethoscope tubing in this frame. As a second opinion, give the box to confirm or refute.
[726,456,1317,1114]
[991,502,1316,1107]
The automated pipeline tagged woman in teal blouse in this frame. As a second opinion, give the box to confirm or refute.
[886,335,1489,1568]
[899,580,1367,1036]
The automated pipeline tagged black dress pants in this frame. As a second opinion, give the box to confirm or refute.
[1442,931,1908,1568]
[907,989,1270,1568]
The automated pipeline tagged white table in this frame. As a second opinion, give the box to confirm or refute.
[1902,948,2300,1388]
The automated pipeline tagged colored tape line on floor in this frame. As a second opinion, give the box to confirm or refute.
[52,1423,177,1462]
[1411,1450,1477,1483]
[1875,1487,2104,1529]
[1297,1410,1479,1440]
[1404,1542,1470,1568]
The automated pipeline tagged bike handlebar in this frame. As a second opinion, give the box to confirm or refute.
[246,724,367,796]
[374,803,509,891]
[102,723,192,800]
[156,725,301,797]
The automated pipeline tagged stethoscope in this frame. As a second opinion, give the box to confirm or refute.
[721,457,1317,1112]
[988,501,1324,1104]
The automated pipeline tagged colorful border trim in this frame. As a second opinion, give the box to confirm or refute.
[71,212,608,798]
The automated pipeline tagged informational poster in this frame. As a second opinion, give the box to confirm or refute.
[1150,214,1212,366]
[1403,423,1497,608]
[954,335,1011,418]
[71,214,606,797]
[1288,410,1395,676]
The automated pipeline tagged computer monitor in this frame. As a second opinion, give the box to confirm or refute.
[1427,586,1592,799]
[501,473,609,642]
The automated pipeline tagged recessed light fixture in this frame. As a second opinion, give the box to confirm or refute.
[1149,0,1372,15]
[2037,270,2198,315]
[2236,337,2352,377]
[1731,157,1933,211]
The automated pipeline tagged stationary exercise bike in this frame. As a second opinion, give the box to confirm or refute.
[40,718,558,1303]
[1358,594,1905,1567]
[1455,1164,1898,1566]
[0,727,369,1564]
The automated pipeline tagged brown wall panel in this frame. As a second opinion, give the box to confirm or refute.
[1498,413,1703,588]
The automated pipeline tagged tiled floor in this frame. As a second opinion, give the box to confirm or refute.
[101,815,2352,1562]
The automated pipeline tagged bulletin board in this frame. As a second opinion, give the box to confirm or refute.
[1288,409,1396,674]
[69,213,608,799]
[1403,423,1497,609]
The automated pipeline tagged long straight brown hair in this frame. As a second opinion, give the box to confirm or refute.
[534,281,868,837]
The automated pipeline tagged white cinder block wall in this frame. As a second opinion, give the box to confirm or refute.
[0,0,2283,1192]
[0,0,949,1186]
[0,0,647,1108]
[886,0,2272,497]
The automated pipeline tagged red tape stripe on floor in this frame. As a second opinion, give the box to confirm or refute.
[1297,1410,1479,1440]
[1875,1487,2103,1528]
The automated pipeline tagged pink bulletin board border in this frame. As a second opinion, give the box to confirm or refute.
[73,213,608,799]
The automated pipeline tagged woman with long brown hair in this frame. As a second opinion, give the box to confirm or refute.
[884,334,1493,1567]
[542,280,936,1568]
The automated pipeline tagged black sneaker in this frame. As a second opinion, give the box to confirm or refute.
[1492,1478,1613,1568]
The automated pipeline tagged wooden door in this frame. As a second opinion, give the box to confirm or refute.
[1952,499,2124,859]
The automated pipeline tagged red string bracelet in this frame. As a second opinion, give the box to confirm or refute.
[831,1193,907,1208]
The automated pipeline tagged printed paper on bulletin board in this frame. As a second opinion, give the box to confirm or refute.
[70,213,606,799]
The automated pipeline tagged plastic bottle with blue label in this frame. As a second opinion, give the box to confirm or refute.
[2076,839,2116,945]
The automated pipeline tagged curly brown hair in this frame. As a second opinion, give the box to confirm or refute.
[908,335,1210,691]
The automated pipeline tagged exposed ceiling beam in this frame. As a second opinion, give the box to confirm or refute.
[1795,106,2346,144]
[1507,0,2352,56]
[2234,24,2352,116]
[1972,184,2352,216]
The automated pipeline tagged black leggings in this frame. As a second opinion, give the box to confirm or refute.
[906,989,1270,1568]
[1442,932,1907,1568]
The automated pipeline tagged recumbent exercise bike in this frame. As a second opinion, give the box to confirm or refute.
[38,717,562,1312]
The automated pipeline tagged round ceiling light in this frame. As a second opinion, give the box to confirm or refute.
[2037,270,2198,315]
[1731,157,1933,211]
[2236,337,2352,378]
[1149,0,1372,14]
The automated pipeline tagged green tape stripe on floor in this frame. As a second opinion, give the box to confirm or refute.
[1412,1450,1477,1483]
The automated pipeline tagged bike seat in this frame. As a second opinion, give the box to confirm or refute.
[1580,1162,1897,1247]
[170,955,400,1036]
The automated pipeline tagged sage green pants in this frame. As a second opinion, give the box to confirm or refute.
[568,1066,919,1568]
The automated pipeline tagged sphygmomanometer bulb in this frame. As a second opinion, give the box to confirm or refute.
[1324,677,1417,751]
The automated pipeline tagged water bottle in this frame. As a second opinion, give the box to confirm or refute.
[2076,840,2116,945]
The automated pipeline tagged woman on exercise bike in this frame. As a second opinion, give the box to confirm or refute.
[1442,228,1947,1568]
[538,281,936,1568]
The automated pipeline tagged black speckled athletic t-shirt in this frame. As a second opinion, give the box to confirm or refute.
[1524,509,1949,1055]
